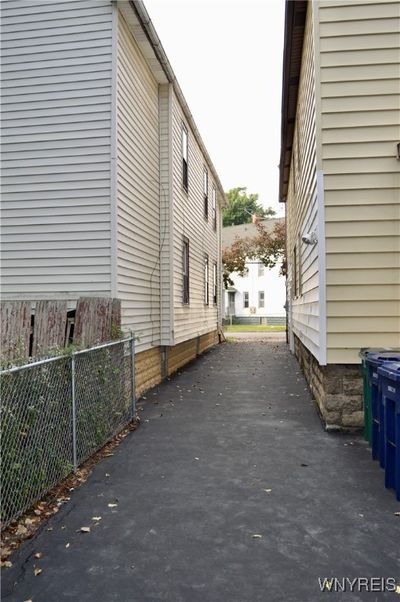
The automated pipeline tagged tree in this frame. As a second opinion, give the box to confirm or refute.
[222,187,275,227]
[222,219,286,287]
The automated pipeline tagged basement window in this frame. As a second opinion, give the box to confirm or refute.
[183,238,190,304]
[182,124,188,192]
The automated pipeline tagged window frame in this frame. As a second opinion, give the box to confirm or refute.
[258,263,264,277]
[212,185,217,231]
[258,290,265,309]
[204,254,209,306]
[203,167,208,220]
[213,261,217,305]
[182,237,190,304]
[243,291,249,309]
[182,123,188,192]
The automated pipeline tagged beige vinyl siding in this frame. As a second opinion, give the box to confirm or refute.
[1,0,113,300]
[287,3,320,359]
[171,90,220,344]
[317,0,400,363]
[116,13,160,350]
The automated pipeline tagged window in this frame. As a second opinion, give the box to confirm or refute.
[258,291,265,308]
[183,238,189,304]
[212,186,217,230]
[182,124,188,191]
[293,245,298,298]
[258,263,264,277]
[203,168,208,219]
[243,292,249,309]
[204,255,209,305]
[213,262,217,305]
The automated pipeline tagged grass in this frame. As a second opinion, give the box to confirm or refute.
[223,324,286,332]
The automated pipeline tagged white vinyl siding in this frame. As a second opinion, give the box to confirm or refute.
[1,0,113,299]
[171,90,220,344]
[317,0,400,363]
[116,12,160,350]
[287,3,320,359]
[159,83,174,345]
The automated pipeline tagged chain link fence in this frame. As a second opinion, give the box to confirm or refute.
[0,337,135,529]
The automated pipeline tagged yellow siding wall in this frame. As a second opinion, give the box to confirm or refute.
[287,3,320,359]
[317,0,400,363]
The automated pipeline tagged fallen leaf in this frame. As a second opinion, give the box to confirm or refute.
[23,599,33,602]
[46,527,53,532]
[194,457,199,461]
[65,543,70,548]
[34,567,42,576]
[108,503,118,508]
[34,552,43,559]
[1,560,12,568]
[104,453,114,457]
[80,527,91,533]
[92,516,102,521]
[105,473,110,478]
[395,512,400,517]
[252,534,262,539]
[15,525,28,536]
[263,489,272,493]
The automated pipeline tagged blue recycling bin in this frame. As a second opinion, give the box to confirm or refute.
[377,362,400,501]
[365,352,400,468]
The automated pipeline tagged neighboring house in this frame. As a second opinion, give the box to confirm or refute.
[222,220,286,324]
[280,0,400,428]
[1,0,225,393]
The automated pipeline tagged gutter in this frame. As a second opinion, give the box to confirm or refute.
[129,0,226,206]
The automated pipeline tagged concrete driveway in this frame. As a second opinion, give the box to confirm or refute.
[2,339,399,602]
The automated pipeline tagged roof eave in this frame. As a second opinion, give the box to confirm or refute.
[278,0,308,203]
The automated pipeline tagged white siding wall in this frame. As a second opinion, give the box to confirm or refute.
[287,3,321,359]
[1,0,114,300]
[116,13,160,350]
[159,84,174,345]
[171,91,221,344]
[317,0,400,363]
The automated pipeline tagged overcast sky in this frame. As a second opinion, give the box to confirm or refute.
[144,0,286,216]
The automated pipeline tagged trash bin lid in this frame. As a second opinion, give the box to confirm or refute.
[366,351,400,368]
[377,362,400,381]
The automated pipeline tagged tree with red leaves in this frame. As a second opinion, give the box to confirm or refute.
[222,220,286,287]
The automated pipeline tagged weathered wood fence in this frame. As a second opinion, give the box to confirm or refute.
[0,297,121,362]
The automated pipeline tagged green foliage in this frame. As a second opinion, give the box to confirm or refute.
[222,187,275,227]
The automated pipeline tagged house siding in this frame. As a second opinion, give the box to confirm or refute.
[286,2,320,360]
[1,0,113,300]
[116,12,160,350]
[317,0,400,363]
[171,90,221,344]
[159,83,175,345]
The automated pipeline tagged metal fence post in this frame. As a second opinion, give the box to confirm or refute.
[71,353,78,472]
[130,336,136,421]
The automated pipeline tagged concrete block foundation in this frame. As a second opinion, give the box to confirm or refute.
[294,335,363,430]
[135,330,219,397]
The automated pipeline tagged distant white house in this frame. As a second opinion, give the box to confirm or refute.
[222,220,286,324]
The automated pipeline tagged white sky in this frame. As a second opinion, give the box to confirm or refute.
[144,0,286,217]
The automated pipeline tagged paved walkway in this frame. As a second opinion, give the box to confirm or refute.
[3,340,399,602]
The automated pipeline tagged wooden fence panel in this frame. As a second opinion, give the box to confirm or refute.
[31,300,68,358]
[0,301,31,361]
[74,297,121,347]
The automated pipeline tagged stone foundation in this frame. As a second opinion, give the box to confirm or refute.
[294,335,363,430]
[135,330,219,397]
